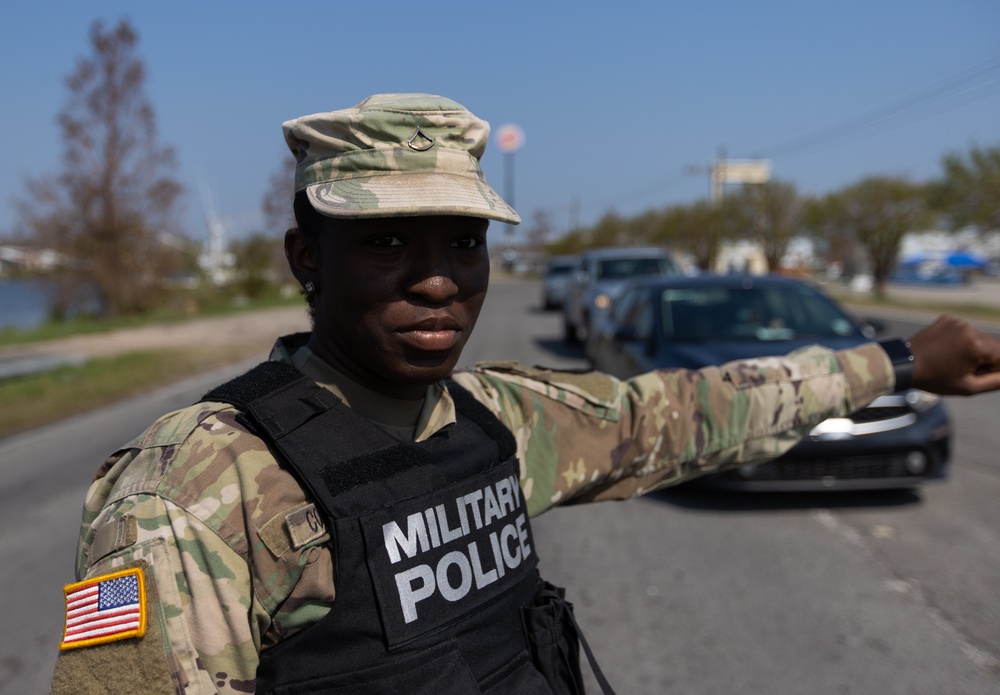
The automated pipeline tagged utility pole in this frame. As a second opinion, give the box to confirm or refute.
[684,146,727,205]
[686,146,772,205]
[494,123,525,270]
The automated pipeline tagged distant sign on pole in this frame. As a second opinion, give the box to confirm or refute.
[495,123,525,154]
[715,159,771,184]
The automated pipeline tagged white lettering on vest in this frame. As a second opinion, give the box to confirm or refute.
[424,508,441,548]
[384,512,430,564]
[383,477,537,624]
[463,489,484,529]
[483,486,502,525]
[391,514,535,623]
[468,540,498,589]
[435,504,464,544]
[500,523,521,568]
[436,551,473,602]
[395,564,435,623]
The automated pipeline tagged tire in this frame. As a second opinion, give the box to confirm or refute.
[563,314,579,343]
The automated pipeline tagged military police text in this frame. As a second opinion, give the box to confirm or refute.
[382,473,532,623]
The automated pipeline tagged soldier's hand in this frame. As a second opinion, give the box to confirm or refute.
[908,315,1000,396]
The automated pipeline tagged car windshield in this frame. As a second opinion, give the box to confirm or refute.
[546,262,576,276]
[596,257,671,279]
[660,285,864,342]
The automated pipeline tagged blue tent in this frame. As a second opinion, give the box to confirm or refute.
[899,250,988,269]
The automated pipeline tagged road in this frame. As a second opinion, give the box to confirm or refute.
[2,278,999,694]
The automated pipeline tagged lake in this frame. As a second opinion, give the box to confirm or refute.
[0,277,56,330]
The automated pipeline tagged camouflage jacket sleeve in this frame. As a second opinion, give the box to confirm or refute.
[450,342,893,517]
[50,403,334,695]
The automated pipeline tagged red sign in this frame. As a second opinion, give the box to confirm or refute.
[495,123,525,154]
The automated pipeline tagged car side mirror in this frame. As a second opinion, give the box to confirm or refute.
[574,269,589,284]
[861,318,886,338]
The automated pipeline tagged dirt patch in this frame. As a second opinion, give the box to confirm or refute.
[0,305,313,361]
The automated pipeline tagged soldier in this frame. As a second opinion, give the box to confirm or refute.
[51,93,1000,695]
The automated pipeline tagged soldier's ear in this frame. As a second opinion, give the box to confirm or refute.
[285,227,320,286]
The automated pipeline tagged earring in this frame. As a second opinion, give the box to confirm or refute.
[304,281,318,295]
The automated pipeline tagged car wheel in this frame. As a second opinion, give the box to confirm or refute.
[563,315,579,343]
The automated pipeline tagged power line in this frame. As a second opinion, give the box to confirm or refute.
[755,54,1000,159]
[549,54,1000,228]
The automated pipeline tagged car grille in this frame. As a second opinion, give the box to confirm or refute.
[849,405,911,423]
[743,453,917,481]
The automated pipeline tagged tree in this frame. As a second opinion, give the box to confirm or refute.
[928,143,1000,233]
[659,201,730,271]
[261,154,296,234]
[16,19,183,318]
[230,233,284,299]
[589,211,628,248]
[808,177,928,296]
[727,181,801,271]
[525,209,555,250]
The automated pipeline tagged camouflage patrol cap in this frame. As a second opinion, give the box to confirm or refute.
[282,93,520,224]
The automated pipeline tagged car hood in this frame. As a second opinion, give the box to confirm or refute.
[654,336,866,369]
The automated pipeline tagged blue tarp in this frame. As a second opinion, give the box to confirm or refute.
[899,250,989,269]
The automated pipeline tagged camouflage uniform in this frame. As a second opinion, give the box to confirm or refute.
[50,335,894,694]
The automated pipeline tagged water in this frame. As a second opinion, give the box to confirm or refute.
[0,277,56,330]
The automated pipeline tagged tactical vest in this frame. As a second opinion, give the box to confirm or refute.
[202,362,615,695]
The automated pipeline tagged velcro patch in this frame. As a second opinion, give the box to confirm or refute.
[60,568,146,650]
[286,503,327,549]
[91,515,138,563]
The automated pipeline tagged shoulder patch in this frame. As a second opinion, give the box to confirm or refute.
[60,567,146,650]
[258,502,328,557]
[286,503,328,549]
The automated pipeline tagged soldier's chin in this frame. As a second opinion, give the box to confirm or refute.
[401,349,462,381]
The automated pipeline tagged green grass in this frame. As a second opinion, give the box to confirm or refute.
[0,347,258,440]
[827,291,1000,323]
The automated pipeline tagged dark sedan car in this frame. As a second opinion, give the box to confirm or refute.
[589,274,952,491]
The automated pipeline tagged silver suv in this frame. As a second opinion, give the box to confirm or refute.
[562,247,677,345]
[541,255,580,310]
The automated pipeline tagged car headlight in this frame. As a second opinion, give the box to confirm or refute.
[593,294,612,310]
[904,389,940,413]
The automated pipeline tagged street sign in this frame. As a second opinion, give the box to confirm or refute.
[715,159,771,184]
[495,123,525,154]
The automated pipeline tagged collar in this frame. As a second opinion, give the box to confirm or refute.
[268,333,456,442]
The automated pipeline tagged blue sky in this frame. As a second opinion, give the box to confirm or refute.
[1,1,998,247]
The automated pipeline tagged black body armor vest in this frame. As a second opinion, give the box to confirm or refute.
[203,362,615,695]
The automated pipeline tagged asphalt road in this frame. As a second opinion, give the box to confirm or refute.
[2,278,999,694]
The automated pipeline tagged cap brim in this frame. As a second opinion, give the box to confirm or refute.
[306,173,520,225]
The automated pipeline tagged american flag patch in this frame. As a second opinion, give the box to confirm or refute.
[60,567,146,650]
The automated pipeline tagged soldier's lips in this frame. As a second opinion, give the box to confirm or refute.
[397,329,461,351]
[396,321,463,351]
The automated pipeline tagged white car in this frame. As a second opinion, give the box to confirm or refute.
[561,247,678,346]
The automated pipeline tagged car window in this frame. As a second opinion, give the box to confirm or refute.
[546,261,576,277]
[633,297,653,341]
[660,285,864,342]
[610,287,641,325]
[595,257,672,280]
[615,289,652,340]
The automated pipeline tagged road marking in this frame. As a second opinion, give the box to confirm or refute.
[811,509,999,672]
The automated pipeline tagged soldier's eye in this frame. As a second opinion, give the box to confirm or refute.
[370,235,404,248]
[452,236,484,250]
